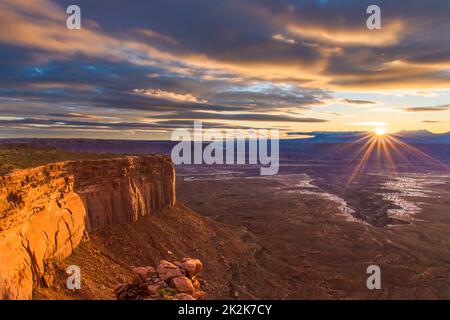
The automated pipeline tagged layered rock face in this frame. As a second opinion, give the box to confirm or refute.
[0,156,175,299]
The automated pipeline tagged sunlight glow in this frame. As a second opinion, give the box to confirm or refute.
[375,127,386,136]
[335,130,449,191]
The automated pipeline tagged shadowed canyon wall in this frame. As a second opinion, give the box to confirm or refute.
[0,156,175,299]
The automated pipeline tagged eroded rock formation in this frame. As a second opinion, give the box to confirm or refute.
[0,156,175,299]
[115,258,204,300]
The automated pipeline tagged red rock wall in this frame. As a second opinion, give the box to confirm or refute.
[0,156,176,299]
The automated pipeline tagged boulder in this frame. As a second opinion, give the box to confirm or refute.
[157,260,183,282]
[114,258,204,300]
[182,258,202,278]
[132,266,156,280]
[170,276,195,294]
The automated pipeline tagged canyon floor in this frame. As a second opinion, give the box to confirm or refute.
[176,165,450,299]
[36,165,450,300]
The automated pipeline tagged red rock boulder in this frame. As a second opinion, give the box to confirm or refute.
[157,260,183,283]
[170,276,195,294]
[182,258,203,278]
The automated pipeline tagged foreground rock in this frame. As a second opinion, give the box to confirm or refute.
[115,258,205,300]
[0,156,175,300]
[157,260,183,282]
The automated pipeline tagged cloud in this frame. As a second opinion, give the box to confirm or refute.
[342,99,378,105]
[2,0,450,138]
[0,117,249,132]
[404,104,450,112]
[421,120,443,123]
[2,0,450,92]
[150,111,329,123]
[287,21,403,47]
[133,89,208,104]
[272,34,296,44]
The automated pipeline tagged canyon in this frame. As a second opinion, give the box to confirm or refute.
[1,140,450,300]
[0,156,175,299]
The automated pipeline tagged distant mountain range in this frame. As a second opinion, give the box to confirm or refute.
[287,130,450,144]
[1,131,449,153]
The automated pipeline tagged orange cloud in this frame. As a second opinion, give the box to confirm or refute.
[287,20,404,47]
[133,89,208,104]
[1,0,449,94]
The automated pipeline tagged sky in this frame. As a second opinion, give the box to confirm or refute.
[0,0,449,140]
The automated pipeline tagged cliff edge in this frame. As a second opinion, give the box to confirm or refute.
[0,156,175,299]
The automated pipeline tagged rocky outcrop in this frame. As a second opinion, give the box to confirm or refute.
[0,156,176,300]
[115,258,204,300]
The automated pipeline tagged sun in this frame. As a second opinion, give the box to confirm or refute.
[375,127,386,136]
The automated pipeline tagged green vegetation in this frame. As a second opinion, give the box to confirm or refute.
[0,144,117,176]
[159,288,178,299]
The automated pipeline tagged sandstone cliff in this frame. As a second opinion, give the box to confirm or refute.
[0,156,175,299]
